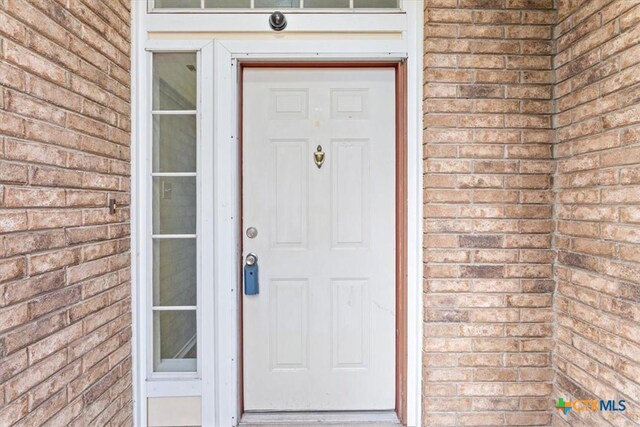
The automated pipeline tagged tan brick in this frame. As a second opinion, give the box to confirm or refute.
[505,412,551,425]
[428,9,473,23]
[82,334,120,370]
[3,41,66,85]
[0,302,29,334]
[473,397,519,411]
[26,74,83,112]
[507,85,552,99]
[602,224,640,244]
[459,145,504,158]
[4,349,67,401]
[67,257,111,284]
[477,69,520,83]
[27,209,83,229]
[459,412,503,426]
[0,396,29,426]
[459,382,504,396]
[13,390,67,427]
[474,10,521,24]
[3,187,66,208]
[0,162,28,187]
[557,220,599,238]
[602,187,640,204]
[0,211,27,233]
[3,229,66,256]
[572,21,618,58]
[0,110,26,138]
[620,206,640,224]
[505,382,552,396]
[0,257,27,284]
[0,9,27,42]
[30,166,83,188]
[459,54,504,69]
[29,359,81,409]
[476,99,520,113]
[28,286,81,319]
[66,113,108,139]
[5,0,72,44]
[27,323,83,364]
[4,139,67,168]
[621,167,640,184]
[508,55,552,71]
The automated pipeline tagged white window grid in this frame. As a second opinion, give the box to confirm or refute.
[148,50,201,379]
[148,0,402,13]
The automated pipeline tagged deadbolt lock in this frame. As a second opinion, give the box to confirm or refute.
[246,227,258,239]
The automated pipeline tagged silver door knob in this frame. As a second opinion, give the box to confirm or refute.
[245,253,258,266]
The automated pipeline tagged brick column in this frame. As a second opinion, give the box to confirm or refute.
[423,1,556,425]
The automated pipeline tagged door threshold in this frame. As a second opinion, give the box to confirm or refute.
[240,410,401,426]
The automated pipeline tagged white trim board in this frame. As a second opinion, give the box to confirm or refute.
[131,2,424,426]
[145,13,407,33]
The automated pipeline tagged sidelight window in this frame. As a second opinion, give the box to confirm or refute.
[150,52,199,374]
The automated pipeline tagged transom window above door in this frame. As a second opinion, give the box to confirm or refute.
[152,0,400,11]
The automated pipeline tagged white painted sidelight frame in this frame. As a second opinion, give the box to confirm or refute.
[131,2,423,426]
[133,39,216,399]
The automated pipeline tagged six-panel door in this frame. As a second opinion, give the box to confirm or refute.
[242,68,396,411]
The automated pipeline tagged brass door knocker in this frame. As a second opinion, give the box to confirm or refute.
[314,145,325,169]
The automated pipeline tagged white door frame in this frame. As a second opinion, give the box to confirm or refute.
[131,3,423,426]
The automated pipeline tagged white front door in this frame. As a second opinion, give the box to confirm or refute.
[242,68,396,412]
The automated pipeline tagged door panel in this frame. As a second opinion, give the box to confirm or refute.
[272,140,308,248]
[270,279,309,370]
[331,139,369,247]
[331,279,369,369]
[243,68,395,411]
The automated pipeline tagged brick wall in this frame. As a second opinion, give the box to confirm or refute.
[553,0,640,426]
[0,0,132,425]
[423,1,556,425]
